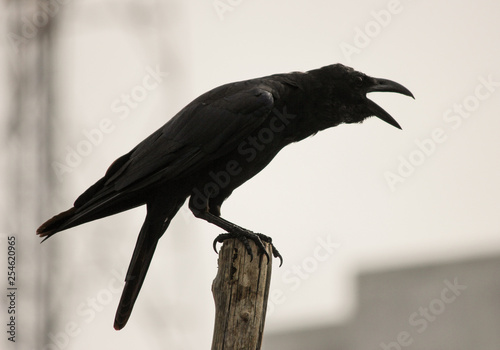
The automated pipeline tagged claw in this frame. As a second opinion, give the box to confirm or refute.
[271,246,283,267]
[252,235,270,263]
[213,233,231,254]
[256,233,283,267]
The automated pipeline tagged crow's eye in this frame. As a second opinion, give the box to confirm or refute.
[355,76,364,86]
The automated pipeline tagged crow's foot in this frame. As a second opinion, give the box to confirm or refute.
[213,231,283,267]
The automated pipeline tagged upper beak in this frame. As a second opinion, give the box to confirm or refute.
[366,78,414,129]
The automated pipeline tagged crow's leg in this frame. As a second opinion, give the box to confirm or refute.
[189,201,282,266]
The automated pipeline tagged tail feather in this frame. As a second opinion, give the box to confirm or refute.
[37,207,77,240]
[113,199,184,330]
[37,190,146,241]
[36,150,142,241]
[37,171,186,330]
[113,219,160,330]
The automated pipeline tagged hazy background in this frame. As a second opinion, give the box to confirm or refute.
[1,0,500,349]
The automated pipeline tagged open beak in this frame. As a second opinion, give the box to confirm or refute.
[366,78,414,129]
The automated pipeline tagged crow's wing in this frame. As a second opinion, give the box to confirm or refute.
[75,85,275,207]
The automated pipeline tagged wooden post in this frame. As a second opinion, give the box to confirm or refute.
[211,239,273,350]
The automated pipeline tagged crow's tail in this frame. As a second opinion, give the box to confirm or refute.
[36,189,145,242]
[113,198,184,330]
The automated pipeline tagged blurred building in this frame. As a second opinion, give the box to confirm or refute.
[263,254,500,350]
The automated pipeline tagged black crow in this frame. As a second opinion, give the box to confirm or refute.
[37,63,413,330]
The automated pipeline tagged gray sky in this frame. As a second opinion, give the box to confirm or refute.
[3,0,500,349]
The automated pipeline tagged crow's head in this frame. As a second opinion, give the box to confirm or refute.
[322,64,414,129]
